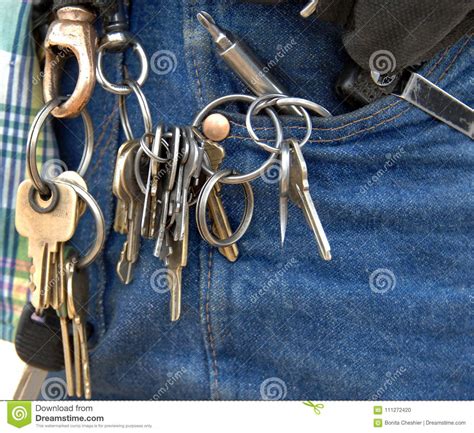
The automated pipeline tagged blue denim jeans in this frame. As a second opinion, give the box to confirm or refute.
[56,0,473,400]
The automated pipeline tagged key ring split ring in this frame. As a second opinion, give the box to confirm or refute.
[192,94,283,185]
[196,169,254,247]
[27,97,94,197]
[119,79,153,141]
[134,126,171,193]
[246,94,332,152]
[54,178,105,269]
[96,32,149,95]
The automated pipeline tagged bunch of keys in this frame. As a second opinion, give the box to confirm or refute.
[112,124,241,321]
[146,126,203,321]
[15,172,97,399]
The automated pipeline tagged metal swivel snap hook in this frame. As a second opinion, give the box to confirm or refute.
[43,6,97,118]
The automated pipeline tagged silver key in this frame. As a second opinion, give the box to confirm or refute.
[174,128,202,241]
[289,140,331,261]
[279,140,291,246]
[141,127,164,239]
[154,127,180,257]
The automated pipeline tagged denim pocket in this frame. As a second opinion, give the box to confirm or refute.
[198,36,473,399]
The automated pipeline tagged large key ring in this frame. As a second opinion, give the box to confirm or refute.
[246,94,332,152]
[54,178,105,269]
[119,79,153,141]
[246,94,312,152]
[27,97,94,197]
[196,169,254,248]
[96,32,148,95]
[193,94,283,185]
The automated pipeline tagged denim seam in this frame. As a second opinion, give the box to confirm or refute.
[187,0,219,399]
[205,248,220,399]
[228,38,467,135]
[188,0,205,107]
[93,56,124,339]
[226,107,410,143]
[88,108,119,177]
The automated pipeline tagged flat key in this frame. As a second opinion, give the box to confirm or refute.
[166,216,188,321]
[113,143,131,235]
[57,243,74,397]
[174,128,202,241]
[141,132,163,239]
[154,127,180,257]
[15,179,79,309]
[121,142,144,263]
[115,140,144,283]
[279,140,291,246]
[288,140,331,261]
[66,254,91,400]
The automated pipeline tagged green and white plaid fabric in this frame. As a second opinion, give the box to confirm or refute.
[0,0,57,341]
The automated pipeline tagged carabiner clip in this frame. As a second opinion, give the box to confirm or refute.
[43,6,97,118]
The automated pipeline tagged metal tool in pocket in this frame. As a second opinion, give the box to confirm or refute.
[372,70,473,139]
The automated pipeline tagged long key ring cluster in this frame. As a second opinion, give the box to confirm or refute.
[126,86,332,255]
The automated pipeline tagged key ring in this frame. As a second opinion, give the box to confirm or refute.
[196,169,254,247]
[27,97,94,197]
[246,95,332,152]
[246,94,312,152]
[134,129,172,193]
[192,94,283,185]
[54,178,105,269]
[274,97,332,117]
[96,31,149,95]
[138,126,170,164]
[119,79,153,141]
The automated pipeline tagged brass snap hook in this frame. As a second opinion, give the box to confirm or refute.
[43,6,97,118]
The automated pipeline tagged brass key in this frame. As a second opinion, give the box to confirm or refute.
[114,140,144,283]
[15,179,79,310]
[66,253,91,399]
[166,216,188,321]
[57,243,75,397]
[202,135,239,262]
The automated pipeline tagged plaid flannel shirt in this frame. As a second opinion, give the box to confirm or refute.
[0,0,57,341]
